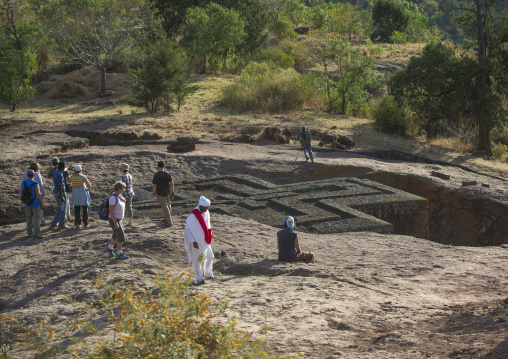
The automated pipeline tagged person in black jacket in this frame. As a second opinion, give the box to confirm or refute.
[152,161,175,227]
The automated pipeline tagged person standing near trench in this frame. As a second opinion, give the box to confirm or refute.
[297,126,314,163]
[152,161,174,227]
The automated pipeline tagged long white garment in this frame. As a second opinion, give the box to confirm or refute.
[183,206,214,281]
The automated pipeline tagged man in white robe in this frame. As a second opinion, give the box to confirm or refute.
[183,196,218,285]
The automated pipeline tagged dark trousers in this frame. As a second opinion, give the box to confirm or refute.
[74,206,89,226]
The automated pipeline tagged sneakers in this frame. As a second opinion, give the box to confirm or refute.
[206,276,219,281]
[195,279,206,286]
[107,246,115,257]
[116,252,129,260]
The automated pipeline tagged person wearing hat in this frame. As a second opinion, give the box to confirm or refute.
[152,161,174,227]
[70,164,92,228]
[297,126,314,163]
[119,163,134,226]
[20,169,44,239]
[183,196,218,285]
[277,216,314,263]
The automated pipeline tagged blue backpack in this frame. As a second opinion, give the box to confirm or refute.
[98,194,118,220]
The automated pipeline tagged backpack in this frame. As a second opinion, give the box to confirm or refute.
[21,181,37,205]
[98,194,118,220]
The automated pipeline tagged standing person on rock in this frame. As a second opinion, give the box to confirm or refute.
[47,157,59,184]
[107,181,129,260]
[20,170,44,239]
[50,161,68,229]
[152,161,174,227]
[119,163,134,226]
[22,162,46,224]
[63,164,73,221]
[297,126,314,163]
[277,216,314,263]
[183,196,218,285]
[70,164,92,228]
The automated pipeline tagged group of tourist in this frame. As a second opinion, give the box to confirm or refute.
[21,155,314,284]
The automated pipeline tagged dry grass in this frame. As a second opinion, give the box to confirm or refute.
[429,136,474,154]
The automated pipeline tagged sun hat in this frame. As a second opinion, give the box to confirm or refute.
[120,163,129,170]
[74,164,82,172]
[285,216,295,228]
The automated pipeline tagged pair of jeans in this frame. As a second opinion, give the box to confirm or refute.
[303,144,314,162]
[25,206,41,237]
[50,193,67,228]
[74,205,89,226]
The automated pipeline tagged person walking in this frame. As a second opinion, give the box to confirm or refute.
[152,161,174,227]
[277,216,314,263]
[183,196,218,285]
[70,164,92,228]
[107,181,129,260]
[297,126,314,163]
[22,162,46,224]
[119,163,134,226]
[49,161,68,229]
[21,170,44,239]
[47,157,59,184]
[63,165,73,221]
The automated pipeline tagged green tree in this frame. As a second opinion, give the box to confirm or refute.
[307,32,383,114]
[38,0,154,94]
[129,38,196,113]
[0,1,40,111]
[371,0,409,42]
[153,0,209,38]
[181,3,245,72]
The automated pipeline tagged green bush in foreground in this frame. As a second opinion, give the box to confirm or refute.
[6,271,292,359]
[372,93,411,136]
[222,61,319,112]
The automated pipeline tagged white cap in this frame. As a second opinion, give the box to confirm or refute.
[199,196,211,207]
[285,216,295,228]
[74,164,82,172]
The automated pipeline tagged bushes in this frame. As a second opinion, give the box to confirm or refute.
[492,143,507,162]
[222,61,319,112]
[372,94,411,136]
[9,272,289,358]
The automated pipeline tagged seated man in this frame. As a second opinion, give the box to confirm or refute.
[277,216,314,263]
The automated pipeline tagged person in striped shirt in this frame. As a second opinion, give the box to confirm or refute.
[70,164,92,228]
[119,163,134,226]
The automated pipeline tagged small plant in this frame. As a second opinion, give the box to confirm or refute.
[372,93,411,136]
[8,271,290,358]
[390,31,408,44]
[492,143,507,161]
[1,344,11,359]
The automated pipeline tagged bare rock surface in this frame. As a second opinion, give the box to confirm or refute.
[1,138,508,358]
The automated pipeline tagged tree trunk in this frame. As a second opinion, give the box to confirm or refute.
[478,121,493,156]
[100,67,106,94]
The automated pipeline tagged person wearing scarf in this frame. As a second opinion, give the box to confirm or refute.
[183,196,218,285]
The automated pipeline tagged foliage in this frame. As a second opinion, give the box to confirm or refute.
[37,0,156,94]
[152,0,210,38]
[372,93,411,136]
[0,344,10,359]
[268,18,298,43]
[390,31,408,44]
[255,47,296,69]
[129,38,196,113]
[0,2,40,111]
[491,143,507,161]
[181,3,245,73]
[305,32,384,114]
[6,272,290,358]
[371,0,409,42]
[221,61,320,112]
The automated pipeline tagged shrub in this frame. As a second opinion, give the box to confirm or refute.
[222,61,320,112]
[372,93,411,136]
[256,47,295,69]
[268,18,298,42]
[9,272,290,358]
[492,143,507,161]
[0,344,10,359]
[390,31,408,44]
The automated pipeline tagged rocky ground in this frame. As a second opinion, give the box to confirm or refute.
[1,133,508,358]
